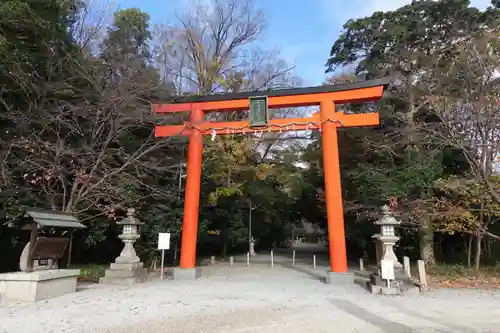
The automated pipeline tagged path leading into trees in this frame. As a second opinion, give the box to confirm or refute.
[1,246,500,333]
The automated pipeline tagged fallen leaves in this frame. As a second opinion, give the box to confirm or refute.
[429,275,500,289]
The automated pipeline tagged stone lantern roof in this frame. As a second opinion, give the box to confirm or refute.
[374,205,400,226]
[117,208,144,226]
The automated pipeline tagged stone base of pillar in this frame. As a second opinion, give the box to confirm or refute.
[325,270,351,285]
[100,261,147,285]
[172,267,202,281]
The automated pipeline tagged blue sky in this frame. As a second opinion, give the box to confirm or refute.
[113,0,492,86]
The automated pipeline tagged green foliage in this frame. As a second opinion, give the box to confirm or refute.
[103,8,152,61]
[77,263,106,279]
[326,0,497,77]
[324,0,500,266]
[0,0,79,102]
[430,176,500,234]
[200,133,304,255]
[207,185,243,205]
[344,162,442,202]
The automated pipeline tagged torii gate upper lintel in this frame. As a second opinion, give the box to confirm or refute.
[153,77,390,278]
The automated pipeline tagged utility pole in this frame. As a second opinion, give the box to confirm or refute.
[249,200,257,256]
[249,199,252,250]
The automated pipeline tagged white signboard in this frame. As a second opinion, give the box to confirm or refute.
[380,259,395,280]
[158,232,171,250]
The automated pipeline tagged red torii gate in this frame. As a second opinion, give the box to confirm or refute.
[153,78,389,281]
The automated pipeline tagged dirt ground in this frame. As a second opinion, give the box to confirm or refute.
[2,254,500,333]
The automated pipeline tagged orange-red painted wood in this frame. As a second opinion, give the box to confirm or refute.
[320,101,348,272]
[154,113,379,137]
[179,107,203,269]
[153,86,384,113]
[157,83,387,273]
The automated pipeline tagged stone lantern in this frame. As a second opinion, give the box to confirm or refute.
[374,205,402,269]
[357,205,418,295]
[100,208,147,285]
[115,208,143,263]
[249,237,257,257]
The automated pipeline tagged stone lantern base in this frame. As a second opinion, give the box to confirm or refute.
[100,261,147,285]
[354,266,418,296]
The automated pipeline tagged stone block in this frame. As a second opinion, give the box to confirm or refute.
[109,261,143,270]
[403,256,411,277]
[417,260,428,287]
[353,270,371,279]
[325,271,350,285]
[381,287,399,296]
[369,284,382,294]
[103,267,147,279]
[99,276,146,285]
[354,277,370,289]
[172,267,202,281]
[353,270,371,289]
[370,273,383,286]
[0,269,80,302]
[100,261,147,285]
[359,258,364,271]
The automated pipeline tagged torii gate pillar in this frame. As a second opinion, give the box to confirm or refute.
[179,107,204,272]
[153,78,390,281]
[320,100,348,273]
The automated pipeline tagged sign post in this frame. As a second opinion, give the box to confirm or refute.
[380,259,394,288]
[158,232,171,280]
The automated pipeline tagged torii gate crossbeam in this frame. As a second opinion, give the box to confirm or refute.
[153,78,390,281]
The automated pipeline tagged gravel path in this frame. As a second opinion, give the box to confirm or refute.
[1,263,500,333]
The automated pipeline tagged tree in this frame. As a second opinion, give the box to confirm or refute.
[418,26,500,269]
[0,0,83,217]
[1,6,178,221]
[102,8,151,63]
[161,0,264,95]
[431,176,500,270]
[324,0,500,265]
[70,0,114,51]
[426,28,500,204]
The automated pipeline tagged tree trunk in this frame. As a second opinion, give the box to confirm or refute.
[220,219,230,258]
[475,201,485,273]
[467,234,473,268]
[436,237,442,260]
[419,217,435,265]
[486,238,492,259]
[221,237,228,258]
[475,232,482,274]
[406,74,436,266]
